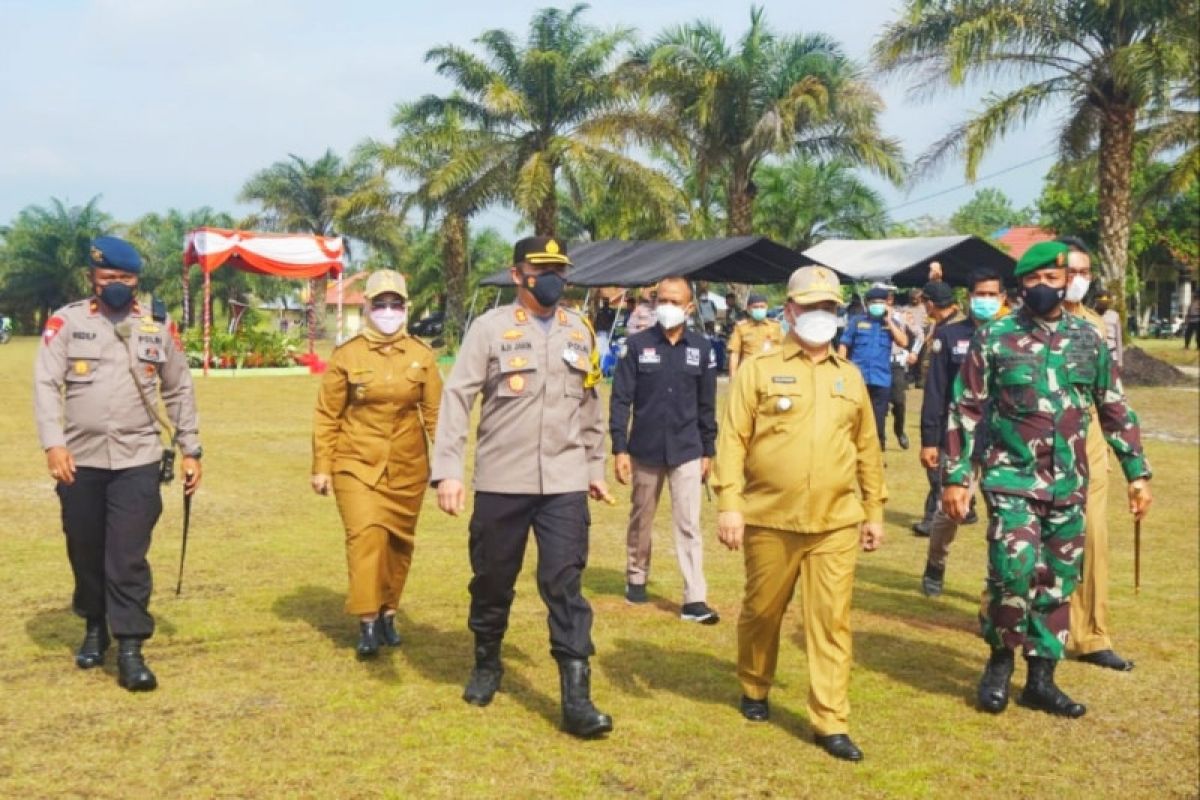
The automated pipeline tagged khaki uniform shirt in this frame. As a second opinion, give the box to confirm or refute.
[712,338,886,533]
[312,333,441,487]
[431,303,606,494]
[728,319,784,362]
[34,298,200,469]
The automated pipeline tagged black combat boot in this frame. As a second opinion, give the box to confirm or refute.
[462,641,503,706]
[378,612,402,647]
[1018,656,1086,718]
[976,648,1014,713]
[356,619,380,658]
[75,617,110,669]
[557,659,613,738]
[921,561,945,598]
[116,638,157,692]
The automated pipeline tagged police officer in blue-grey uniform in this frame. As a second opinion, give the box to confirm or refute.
[837,286,909,447]
[33,236,202,692]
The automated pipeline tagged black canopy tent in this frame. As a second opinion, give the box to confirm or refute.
[802,235,1015,288]
[479,236,822,288]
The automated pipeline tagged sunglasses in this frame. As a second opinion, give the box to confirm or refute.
[371,300,406,311]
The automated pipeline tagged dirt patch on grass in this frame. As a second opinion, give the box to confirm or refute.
[1122,346,1191,386]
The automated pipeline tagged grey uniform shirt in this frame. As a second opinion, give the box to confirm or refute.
[34,298,200,469]
[430,303,606,494]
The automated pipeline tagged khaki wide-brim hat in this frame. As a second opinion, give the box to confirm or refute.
[787,266,844,306]
[363,269,408,300]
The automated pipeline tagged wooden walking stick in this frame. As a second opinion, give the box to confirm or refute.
[1134,518,1142,595]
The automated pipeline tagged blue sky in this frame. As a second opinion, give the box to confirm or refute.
[0,0,1058,235]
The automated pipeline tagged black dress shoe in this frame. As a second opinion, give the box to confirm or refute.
[897,433,910,450]
[75,617,110,669]
[356,620,380,658]
[116,639,157,692]
[977,648,1014,713]
[739,695,769,722]
[814,733,863,762]
[921,561,945,598]
[911,520,931,537]
[1018,656,1086,718]
[378,613,402,647]
[1078,649,1134,671]
[964,509,979,525]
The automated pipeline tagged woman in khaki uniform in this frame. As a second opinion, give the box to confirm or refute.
[311,270,442,657]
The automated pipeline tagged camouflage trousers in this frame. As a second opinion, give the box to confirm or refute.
[981,492,1085,660]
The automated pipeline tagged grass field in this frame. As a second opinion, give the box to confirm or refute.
[1,336,1196,799]
[1130,336,1200,369]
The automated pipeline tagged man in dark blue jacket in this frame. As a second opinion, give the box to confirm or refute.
[610,276,719,623]
[916,271,1002,596]
[838,285,909,447]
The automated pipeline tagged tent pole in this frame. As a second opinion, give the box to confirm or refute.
[202,269,211,377]
[493,289,503,309]
[307,278,316,356]
[181,262,190,332]
[336,271,344,345]
[464,288,479,331]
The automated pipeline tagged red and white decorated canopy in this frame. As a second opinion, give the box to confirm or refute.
[184,227,344,278]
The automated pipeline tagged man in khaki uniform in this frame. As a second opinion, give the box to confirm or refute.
[712,266,886,763]
[431,236,614,738]
[34,236,202,692]
[312,270,441,657]
[726,292,783,375]
[1061,240,1134,671]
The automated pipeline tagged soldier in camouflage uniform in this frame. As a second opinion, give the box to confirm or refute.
[942,241,1152,718]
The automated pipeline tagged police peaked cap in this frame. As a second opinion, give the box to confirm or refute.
[865,286,889,301]
[1014,241,1069,278]
[512,236,571,267]
[89,236,143,274]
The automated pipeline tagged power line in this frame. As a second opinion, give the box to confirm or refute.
[886,151,1057,216]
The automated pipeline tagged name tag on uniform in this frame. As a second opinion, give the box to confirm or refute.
[857,322,872,330]
[639,348,660,365]
[685,347,700,366]
[771,376,796,384]
[953,339,970,356]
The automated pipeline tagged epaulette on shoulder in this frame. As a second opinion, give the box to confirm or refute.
[333,333,367,353]
[406,334,434,352]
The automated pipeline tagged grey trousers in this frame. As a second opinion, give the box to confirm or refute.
[625,457,707,604]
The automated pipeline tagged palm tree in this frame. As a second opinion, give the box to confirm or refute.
[416,4,681,235]
[0,197,111,329]
[634,7,903,240]
[239,149,398,336]
[874,0,1198,313]
[752,158,889,251]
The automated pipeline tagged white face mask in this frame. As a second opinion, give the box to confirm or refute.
[792,309,838,346]
[655,303,687,330]
[1065,276,1091,303]
[369,308,406,335]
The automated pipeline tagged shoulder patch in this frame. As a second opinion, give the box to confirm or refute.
[42,316,65,345]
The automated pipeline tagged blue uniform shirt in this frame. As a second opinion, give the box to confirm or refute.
[839,313,894,387]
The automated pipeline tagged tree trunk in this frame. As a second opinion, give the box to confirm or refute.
[440,212,469,351]
[726,167,756,305]
[1096,104,1137,329]
[534,192,558,237]
[311,275,329,338]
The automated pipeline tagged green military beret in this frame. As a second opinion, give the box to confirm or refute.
[1014,241,1068,278]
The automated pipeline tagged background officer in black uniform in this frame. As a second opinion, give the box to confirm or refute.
[33,236,202,691]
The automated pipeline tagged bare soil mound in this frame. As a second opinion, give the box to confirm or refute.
[1121,346,1191,386]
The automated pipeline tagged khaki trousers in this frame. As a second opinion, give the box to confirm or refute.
[927,466,979,568]
[738,524,859,736]
[625,458,707,603]
[334,472,424,616]
[1069,421,1113,655]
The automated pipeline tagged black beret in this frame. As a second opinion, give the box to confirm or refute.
[89,236,142,274]
[513,236,571,267]
[922,280,955,307]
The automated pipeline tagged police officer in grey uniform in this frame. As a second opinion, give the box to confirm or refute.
[431,236,614,738]
[34,236,201,692]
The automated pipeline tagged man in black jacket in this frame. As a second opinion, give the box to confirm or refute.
[610,277,719,622]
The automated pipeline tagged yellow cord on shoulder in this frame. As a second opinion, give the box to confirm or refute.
[578,314,603,389]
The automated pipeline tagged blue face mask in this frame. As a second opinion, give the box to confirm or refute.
[970,296,1001,321]
[867,302,886,318]
[749,307,767,322]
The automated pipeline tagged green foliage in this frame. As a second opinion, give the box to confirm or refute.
[0,197,111,331]
[180,325,302,369]
[752,158,889,250]
[948,188,1032,239]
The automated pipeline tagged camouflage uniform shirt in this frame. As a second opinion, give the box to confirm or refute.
[943,308,1149,506]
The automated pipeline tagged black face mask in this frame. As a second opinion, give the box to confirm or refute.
[98,282,135,310]
[1021,283,1065,317]
[521,270,566,308]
